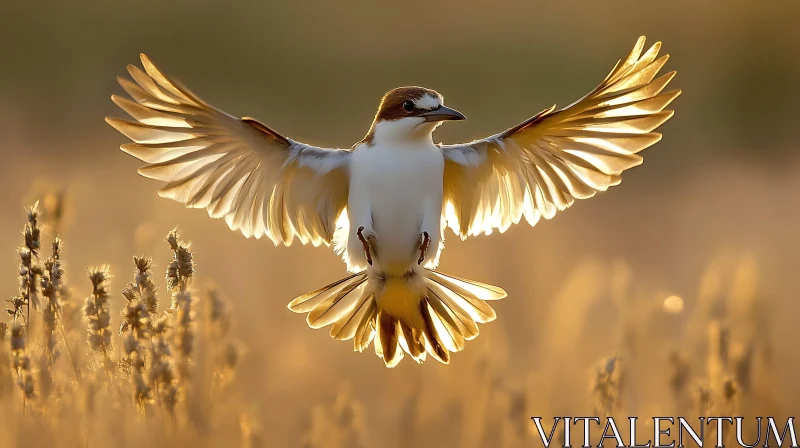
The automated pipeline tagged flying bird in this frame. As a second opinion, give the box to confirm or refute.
[106,36,679,367]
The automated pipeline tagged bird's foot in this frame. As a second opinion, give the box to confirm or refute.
[417,231,431,265]
[357,226,377,266]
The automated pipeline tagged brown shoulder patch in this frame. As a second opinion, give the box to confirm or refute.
[242,117,291,146]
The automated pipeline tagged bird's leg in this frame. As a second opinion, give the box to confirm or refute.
[417,231,431,265]
[357,226,374,266]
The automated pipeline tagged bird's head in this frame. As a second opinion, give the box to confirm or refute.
[362,86,466,146]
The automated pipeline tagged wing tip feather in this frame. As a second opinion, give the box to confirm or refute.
[650,132,664,144]
[119,143,145,160]
[105,116,124,131]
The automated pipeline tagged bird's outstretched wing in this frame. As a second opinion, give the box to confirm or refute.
[440,36,680,239]
[107,54,350,246]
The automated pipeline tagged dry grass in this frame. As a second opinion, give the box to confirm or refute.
[0,196,787,448]
[0,202,253,446]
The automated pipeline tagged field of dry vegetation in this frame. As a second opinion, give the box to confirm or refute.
[0,191,788,447]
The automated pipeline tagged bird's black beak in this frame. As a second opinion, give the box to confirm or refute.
[420,106,466,122]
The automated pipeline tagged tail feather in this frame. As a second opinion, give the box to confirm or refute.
[329,291,374,340]
[399,322,426,362]
[428,290,480,341]
[427,270,506,300]
[353,304,376,352]
[428,280,495,323]
[287,272,366,313]
[419,300,451,364]
[425,293,468,349]
[287,269,506,368]
[307,281,368,329]
[377,312,403,368]
[426,285,480,339]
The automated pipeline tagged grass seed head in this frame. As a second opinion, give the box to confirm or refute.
[166,229,195,291]
[85,266,113,353]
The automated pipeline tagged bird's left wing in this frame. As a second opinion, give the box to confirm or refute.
[106,54,350,246]
[441,36,680,239]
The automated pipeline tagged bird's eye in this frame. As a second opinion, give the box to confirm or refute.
[403,100,414,112]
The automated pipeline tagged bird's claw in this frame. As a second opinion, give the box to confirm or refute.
[357,226,374,266]
[418,231,430,265]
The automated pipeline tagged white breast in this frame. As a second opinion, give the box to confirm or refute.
[347,141,444,275]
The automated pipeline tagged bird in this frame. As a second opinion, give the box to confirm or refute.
[106,36,679,368]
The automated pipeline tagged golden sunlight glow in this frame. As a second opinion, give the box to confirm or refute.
[663,295,684,314]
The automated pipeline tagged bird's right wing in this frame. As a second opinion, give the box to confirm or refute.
[440,36,679,239]
[106,54,350,246]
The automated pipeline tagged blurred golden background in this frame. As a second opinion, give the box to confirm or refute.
[0,0,798,446]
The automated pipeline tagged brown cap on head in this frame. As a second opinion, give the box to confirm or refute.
[374,86,443,122]
[357,86,465,147]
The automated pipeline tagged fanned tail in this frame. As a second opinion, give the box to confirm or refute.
[287,269,506,368]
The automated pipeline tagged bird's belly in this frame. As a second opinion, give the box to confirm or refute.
[349,145,444,274]
[370,180,434,262]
